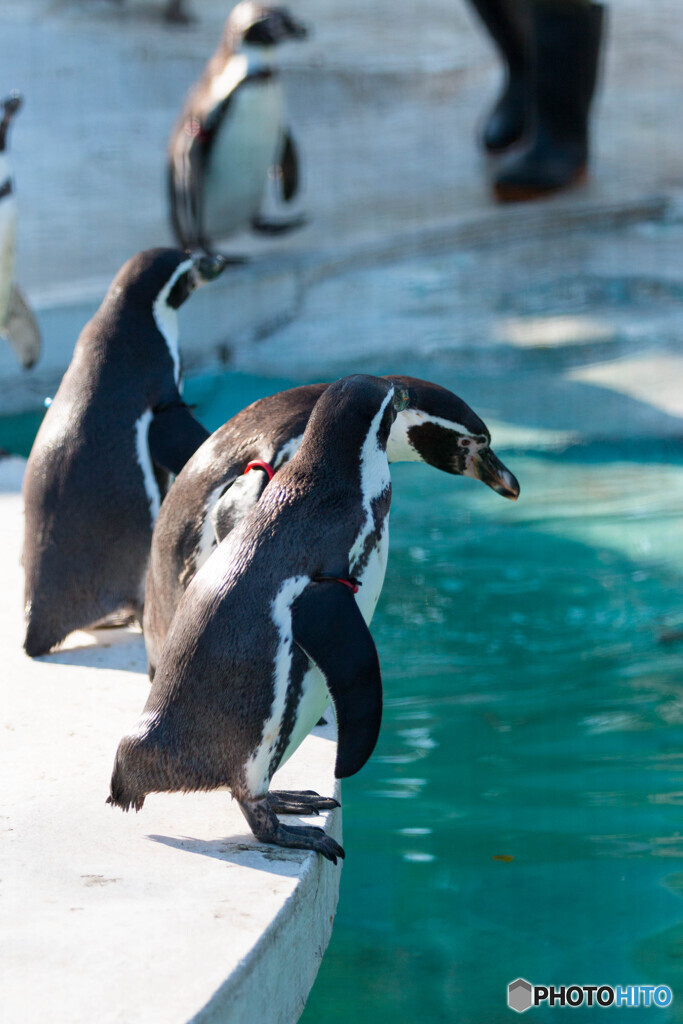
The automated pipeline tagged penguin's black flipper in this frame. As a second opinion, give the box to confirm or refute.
[278,129,299,202]
[148,400,210,476]
[168,126,211,250]
[292,583,382,779]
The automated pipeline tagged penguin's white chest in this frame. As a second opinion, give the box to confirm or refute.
[203,77,283,237]
[353,520,390,626]
[244,522,391,796]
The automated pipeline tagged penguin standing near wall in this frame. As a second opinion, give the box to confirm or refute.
[110,376,519,861]
[22,248,225,658]
[0,94,41,371]
[168,3,308,253]
[110,375,410,862]
[143,376,519,676]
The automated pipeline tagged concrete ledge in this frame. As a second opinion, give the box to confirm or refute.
[0,459,342,1024]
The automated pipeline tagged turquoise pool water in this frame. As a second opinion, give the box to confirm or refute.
[5,371,683,1022]
[302,450,683,1024]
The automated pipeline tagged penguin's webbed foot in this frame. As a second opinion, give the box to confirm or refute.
[239,796,345,864]
[267,789,340,816]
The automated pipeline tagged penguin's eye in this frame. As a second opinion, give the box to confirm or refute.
[459,437,471,448]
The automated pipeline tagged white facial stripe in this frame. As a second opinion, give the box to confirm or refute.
[135,409,161,524]
[386,413,421,463]
[152,257,194,386]
[387,408,489,464]
[208,53,249,105]
[244,574,310,796]
[349,388,393,570]
[273,433,303,469]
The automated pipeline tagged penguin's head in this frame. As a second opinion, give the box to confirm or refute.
[105,248,227,314]
[299,374,402,469]
[229,3,308,48]
[0,92,22,153]
[384,375,520,501]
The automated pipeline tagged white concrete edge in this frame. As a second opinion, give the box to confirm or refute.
[189,783,343,1024]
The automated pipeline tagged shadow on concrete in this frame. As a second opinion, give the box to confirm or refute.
[41,629,148,674]
[148,832,318,876]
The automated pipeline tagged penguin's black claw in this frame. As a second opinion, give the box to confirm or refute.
[267,789,340,815]
[278,825,345,864]
[316,716,328,727]
[238,796,345,864]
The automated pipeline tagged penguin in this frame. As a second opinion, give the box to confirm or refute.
[22,247,226,658]
[0,93,41,371]
[143,376,519,677]
[168,3,308,253]
[109,375,415,862]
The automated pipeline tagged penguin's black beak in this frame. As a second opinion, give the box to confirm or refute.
[467,447,520,501]
[193,254,228,284]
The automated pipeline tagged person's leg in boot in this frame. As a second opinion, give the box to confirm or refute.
[493,0,605,201]
[466,0,532,153]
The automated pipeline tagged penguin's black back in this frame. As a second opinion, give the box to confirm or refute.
[23,249,192,656]
[113,376,396,805]
[144,382,328,655]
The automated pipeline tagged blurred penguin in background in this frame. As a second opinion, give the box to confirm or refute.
[0,94,41,371]
[168,3,308,254]
[467,0,605,201]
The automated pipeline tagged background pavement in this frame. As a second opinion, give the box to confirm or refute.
[3,0,682,298]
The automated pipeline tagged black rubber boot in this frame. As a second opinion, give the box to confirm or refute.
[493,2,605,202]
[467,0,531,153]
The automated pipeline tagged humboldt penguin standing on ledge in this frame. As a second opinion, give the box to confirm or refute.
[143,376,520,677]
[168,3,308,253]
[109,376,413,863]
[22,248,226,658]
[0,93,41,371]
